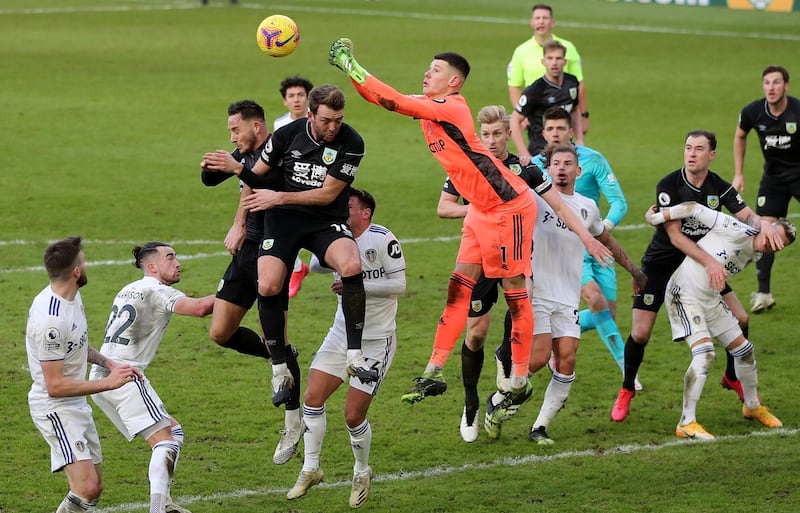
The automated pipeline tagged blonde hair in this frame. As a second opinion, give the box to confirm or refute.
[477,105,510,130]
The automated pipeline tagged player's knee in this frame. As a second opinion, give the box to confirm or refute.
[74,479,103,502]
[258,280,283,297]
[465,330,487,350]
[344,409,367,429]
[208,325,231,345]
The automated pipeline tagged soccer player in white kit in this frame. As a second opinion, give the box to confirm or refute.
[286,188,406,509]
[90,243,214,513]
[495,145,646,443]
[26,236,139,513]
[646,202,794,439]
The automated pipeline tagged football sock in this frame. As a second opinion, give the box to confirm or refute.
[222,326,270,359]
[533,371,575,430]
[301,403,326,471]
[149,441,180,513]
[578,309,595,333]
[755,252,774,293]
[680,341,714,425]
[461,342,484,413]
[592,309,625,373]
[730,340,758,409]
[622,335,646,391]
[347,419,372,474]
[725,324,748,380]
[504,288,533,379]
[495,314,513,392]
[341,274,366,350]
[285,344,302,410]
[56,492,97,513]
[429,272,475,369]
[259,293,287,364]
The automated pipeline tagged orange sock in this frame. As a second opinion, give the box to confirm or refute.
[429,272,476,369]
[504,288,533,378]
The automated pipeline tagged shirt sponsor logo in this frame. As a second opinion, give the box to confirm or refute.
[658,192,671,206]
[340,163,357,177]
[322,147,338,165]
[388,240,402,259]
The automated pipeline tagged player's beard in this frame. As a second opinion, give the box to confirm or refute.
[77,271,88,288]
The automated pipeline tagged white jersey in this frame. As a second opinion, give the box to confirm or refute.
[316,223,406,339]
[668,209,760,303]
[274,111,306,131]
[531,191,604,307]
[26,286,90,412]
[93,276,185,371]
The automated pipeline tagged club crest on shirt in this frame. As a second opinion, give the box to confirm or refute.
[365,248,377,263]
[322,147,338,165]
[787,122,797,135]
[706,195,719,209]
[643,294,654,306]
[261,239,274,251]
[580,208,589,220]
[757,196,766,207]
[509,163,522,175]
[471,300,483,312]
[569,87,578,99]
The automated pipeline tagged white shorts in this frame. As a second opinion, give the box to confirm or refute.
[30,401,102,472]
[90,372,170,442]
[666,287,741,346]
[531,297,580,339]
[311,324,396,396]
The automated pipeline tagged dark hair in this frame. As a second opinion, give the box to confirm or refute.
[228,100,265,122]
[433,52,470,81]
[43,236,83,280]
[132,242,170,269]
[279,76,314,98]
[350,187,376,219]
[762,65,789,83]
[309,84,346,114]
[532,4,553,15]
[549,144,578,162]
[686,129,717,151]
[542,105,572,127]
[542,40,566,57]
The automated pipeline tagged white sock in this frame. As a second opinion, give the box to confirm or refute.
[150,440,180,513]
[56,492,97,513]
[730,340,759,409]
[165,424,184,506]
[491,391,506,407]
[532,371,574,429]
[680,342,714,425]
[301,403,326,471]
[285,407,302,430]
[348,419,372,474]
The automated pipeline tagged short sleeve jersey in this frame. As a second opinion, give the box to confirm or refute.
[234,140,277,241]
[329,223,406,339]
[515,73,580,153]
[26,286,90,412]
[507,35,583,88]
[260,118,365,220]
[642,168,747,266]
[442,153,551,202]
[532,191,604,306]
[671,208,760,303]
[93,276,185,371]
[354,75,531,212]
[738,96,800,176]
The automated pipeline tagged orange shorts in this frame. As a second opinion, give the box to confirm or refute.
[457,193,536,279]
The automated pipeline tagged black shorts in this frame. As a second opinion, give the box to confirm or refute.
[633,259,732,312]
[260,208,354,269]
[216,239,259,308]
[755,172,800,218]
[468,273,501,318]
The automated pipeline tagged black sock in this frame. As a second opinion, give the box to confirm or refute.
[461,342,484,413]
[341,273,366,350]
[285,344,302,409]
[756,252,774,293]
[258,293,286,364]
[495,309,513,379]
[221,327,270,359]
[622,335,646,391]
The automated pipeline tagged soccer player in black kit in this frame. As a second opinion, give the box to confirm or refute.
[611,130,783,424]
[733,65,800,314]
[205,84,377,409]
[200,100,305,465]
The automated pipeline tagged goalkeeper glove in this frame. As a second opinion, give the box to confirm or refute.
[328,38,368,84]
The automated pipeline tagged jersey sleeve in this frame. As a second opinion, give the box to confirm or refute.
[152,286,187,314]
[327,132,365,185]
[737,102,756,133]
[586,201,605,237]
[506,45,527,88]
[364,229,406,298]
[562,40,584,82]
[442,177,460,197]
[719,180,747,215]
[524,164,553,196]
[591,154,628,225]
[32,315,70,362]
[353,75,442,121]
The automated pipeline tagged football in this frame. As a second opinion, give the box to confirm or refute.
[256,14,299,58]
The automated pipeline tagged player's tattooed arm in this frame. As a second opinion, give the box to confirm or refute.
[87,347,108,367]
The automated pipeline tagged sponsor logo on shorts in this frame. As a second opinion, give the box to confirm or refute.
[262,239,274,251]
[693,315,702,325]
[757,196,766,207]
[75,440,86,453]
[643,294,654,306]
[217,279,224,292]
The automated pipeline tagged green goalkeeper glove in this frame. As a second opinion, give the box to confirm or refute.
[329,38,368,85]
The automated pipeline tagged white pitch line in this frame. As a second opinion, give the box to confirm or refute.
[96,427,797,512]
[0,2,798,42]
